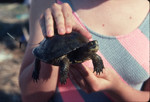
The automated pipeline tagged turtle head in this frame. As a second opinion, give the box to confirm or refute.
[87,40,99,52]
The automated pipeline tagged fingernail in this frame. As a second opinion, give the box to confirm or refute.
[47,30,51,36]
[58,28,65,34]
[66,27,71,33]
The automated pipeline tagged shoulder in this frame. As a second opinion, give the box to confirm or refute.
[32,0,56,6]
[31,0,56,13]
[29,0,56,44]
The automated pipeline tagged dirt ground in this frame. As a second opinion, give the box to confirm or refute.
[0,3,29,102]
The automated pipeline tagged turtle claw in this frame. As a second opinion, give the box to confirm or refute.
[32,59,41,83]
[33,79,38,83]
[61,81,67,85]
[60,77,67,85]
[32,71,39,83]
[93,67,104,75]
[60,73,68,85]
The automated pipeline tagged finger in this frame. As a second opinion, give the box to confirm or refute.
[77,65,111,91]
[52,3,65,35]
[39,14,47,36]
[44,8,54,37]
[94,67,107,78]
[73,64,100,85]
[75,64,94,77]
[71,64,96,84]
[73,24,92,39]
[78,64,107,79]
[62,3,73,34]
[70,67,92,93]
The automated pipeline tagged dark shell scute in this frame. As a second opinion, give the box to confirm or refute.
[33,32,89,62]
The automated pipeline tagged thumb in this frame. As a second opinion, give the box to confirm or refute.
[74,64,96,80]
[73,23,92,39]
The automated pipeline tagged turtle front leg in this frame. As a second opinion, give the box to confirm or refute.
[91,54,104,74]
[32,58,41,82]
[59,56,70,84]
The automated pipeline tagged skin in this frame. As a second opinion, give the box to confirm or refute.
[19,0,150,102]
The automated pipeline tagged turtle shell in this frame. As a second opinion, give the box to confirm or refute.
[32,31,89,63]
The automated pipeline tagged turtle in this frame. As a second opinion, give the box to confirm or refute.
[32,31,104,84]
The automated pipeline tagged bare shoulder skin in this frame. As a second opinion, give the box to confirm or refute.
[72,0,149,36]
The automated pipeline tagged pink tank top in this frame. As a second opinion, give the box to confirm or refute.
[50,0,150,102]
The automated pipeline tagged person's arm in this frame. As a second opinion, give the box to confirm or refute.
[19,1,91,102]
[70,64,150,102]
[108,78,150,102]
[19,0,59,102]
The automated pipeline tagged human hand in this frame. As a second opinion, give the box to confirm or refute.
[40,3,91,39]
[69,64,124,93]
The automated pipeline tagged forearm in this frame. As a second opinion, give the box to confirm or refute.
[108,82,150,102]
[19,61,59,102]
[19,1,60,101]
[19,45,59,102]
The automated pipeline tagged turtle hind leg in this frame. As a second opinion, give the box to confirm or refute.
[59,56,70,85]
[32,58,41,82]
[91,54,104,74]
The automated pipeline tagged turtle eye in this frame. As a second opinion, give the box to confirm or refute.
[91,42,94,45]
[91,40,98,45]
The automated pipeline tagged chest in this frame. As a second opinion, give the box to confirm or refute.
[90,32,149,90]
[75,2,149,36]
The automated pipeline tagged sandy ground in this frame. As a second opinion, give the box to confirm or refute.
[0,3,28,102]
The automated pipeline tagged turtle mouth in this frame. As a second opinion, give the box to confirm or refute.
[88,40,99,52]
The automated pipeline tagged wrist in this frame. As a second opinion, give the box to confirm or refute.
[105,81,130,101]
[107,77,126,93]
[105,81,150,102]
